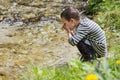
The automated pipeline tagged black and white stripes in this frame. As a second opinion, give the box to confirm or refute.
[68,17,107,56]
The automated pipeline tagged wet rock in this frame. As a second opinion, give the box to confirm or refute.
[29,2,45,8]
[11,13,22,22]
[17,0,33,5]
[0,23,20,44]
[0,5,7,11]
[0,16,3,21]
[0,5,7,15]
[37,20,51,27]
[59,0,73,3]
[22,16,41,24]
[42,0,73,3]
[0,0,11,9]
[22,13,36,19]
[12,22,23,27]
[1,18,14,25]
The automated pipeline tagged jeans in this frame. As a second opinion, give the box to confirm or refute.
[76,39,97,62]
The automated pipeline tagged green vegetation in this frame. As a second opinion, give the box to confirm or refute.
[20,58,120,80]
[20,0,120,80]
[87,0,120,30]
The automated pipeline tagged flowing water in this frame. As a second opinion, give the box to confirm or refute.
[0,0,87,80]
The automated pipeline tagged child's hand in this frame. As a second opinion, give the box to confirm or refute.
[70,31,74,35]
[68,31,74,38]
[62,24,70,33]
[68,32,72,38]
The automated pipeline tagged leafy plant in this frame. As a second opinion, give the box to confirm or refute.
[94,10,120,30]
[20,58,120,80]
[86,0,104,15]
[86,0,120,15]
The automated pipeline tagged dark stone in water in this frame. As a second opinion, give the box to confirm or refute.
[2,18,14,25]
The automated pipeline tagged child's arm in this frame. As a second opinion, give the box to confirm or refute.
[62,24,74,35]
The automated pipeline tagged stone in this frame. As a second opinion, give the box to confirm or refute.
[0,5,6,10]
[22,13,36,19]
[0,16,3,21]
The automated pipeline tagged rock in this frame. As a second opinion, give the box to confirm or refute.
[22,16,41,23]
[0,16,3,21]
[1,18,14,25]
[56,0,73,3]
[0,23,9,29]
[29,2,44,7]
[0,5,7,10]
[22,13,36,19]
[37,21,49,27]
[0,0,11,9]
[12,22,23,27]
[0,70,7,76]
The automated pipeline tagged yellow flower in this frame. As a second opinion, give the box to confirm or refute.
[85,74,98,80]
[116,60,120,65]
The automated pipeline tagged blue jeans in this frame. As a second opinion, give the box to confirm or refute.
[77,39,97,61]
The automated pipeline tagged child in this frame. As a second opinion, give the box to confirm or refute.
[61,7,107,62]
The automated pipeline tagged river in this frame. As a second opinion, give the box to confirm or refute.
[0,0,87,80]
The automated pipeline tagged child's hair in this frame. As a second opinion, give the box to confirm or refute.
[61,6,80,21]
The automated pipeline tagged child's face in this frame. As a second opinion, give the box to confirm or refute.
[61,17,76,31]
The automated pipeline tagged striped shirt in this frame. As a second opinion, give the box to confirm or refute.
[68,17,107,56]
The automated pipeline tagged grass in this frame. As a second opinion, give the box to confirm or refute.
[20,57,120,80]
